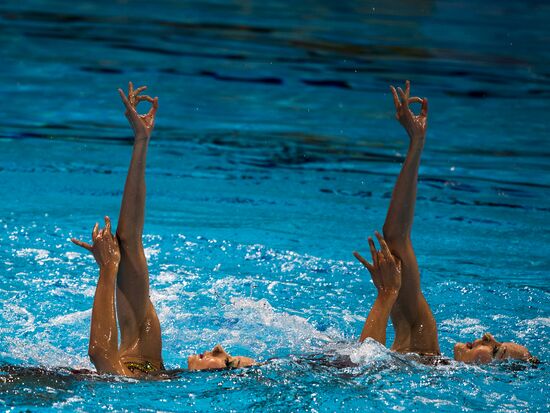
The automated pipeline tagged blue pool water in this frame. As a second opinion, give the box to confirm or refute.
[1,0,549,411]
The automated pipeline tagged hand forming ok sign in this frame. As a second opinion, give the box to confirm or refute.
[390,80,428,143]
[118,81,158,139]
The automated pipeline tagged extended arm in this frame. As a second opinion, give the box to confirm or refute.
[381,81,439,354]
[114,84,164,368]
[383,82,427,242]
[354,232,401,346]
[72,217,130,375]
[116,84,157,244]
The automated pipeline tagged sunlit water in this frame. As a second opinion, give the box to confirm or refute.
[1,0,549,411]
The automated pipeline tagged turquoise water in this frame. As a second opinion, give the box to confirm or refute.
[1,0,549,411]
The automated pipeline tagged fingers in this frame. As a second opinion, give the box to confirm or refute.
[368,237,378,267]
[394,257,402,273]
[92,222,99,242]
[136,95,155,103]
[353,251,374,272]
[104,216,111,235]
[405,80,410,98]
[374,231,392,261]
[390,86,400,111]
[118,88,132,111]
[397,87,408,108]
[421,97,428,117]
[408,97,423,105]
[133,85,147,96]
[71,238,92,252]
[128,81,133,97]
[149,97,158,117]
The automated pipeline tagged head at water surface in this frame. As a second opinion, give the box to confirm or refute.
[453,332,536,364]
[187,344,255,370]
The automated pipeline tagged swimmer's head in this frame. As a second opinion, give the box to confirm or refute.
[187,344,255,371]
[453,333,538,364]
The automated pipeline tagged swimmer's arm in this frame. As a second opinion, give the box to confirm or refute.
[383,81,427,244]
[72,217,130,376]
[359,290,398,345]
[88,265,129,375]
[354,232,401,346]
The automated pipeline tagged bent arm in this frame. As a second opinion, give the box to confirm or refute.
[359,292,398,345]
[88,265,129,375]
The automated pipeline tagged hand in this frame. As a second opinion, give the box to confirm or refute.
[118,81,158,140]
[353,231,402,297]
[390,80,428,144]
[72,216,121,269]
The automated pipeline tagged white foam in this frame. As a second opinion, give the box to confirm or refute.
[340,339,392,365]
[0,304,36,333]
[49,309,91,326]
[441,317,487,337]
[144,247,160,260]
[65,251,81,260]
[220,297,333,354]
[16,248,60,266]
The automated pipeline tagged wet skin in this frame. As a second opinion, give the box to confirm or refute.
[354,81,536,365]
[454,333,532,364]
[73,81,535,374]
[187,345,256,371]
[73,83,255,376]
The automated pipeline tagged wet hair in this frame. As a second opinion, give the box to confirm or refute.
[527,355,540,365]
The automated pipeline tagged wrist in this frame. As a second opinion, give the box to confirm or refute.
[134,133,150,143]
[377,289,399,302]
[99,262,119,274]
[408,136,425,149]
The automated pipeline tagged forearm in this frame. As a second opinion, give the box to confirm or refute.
[117,138,149,241]
[359,292,397,345]
[89,265,120,372]
[382,140,423,242]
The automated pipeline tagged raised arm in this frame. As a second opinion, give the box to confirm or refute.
[114,83,164,371]
[116,83,158,242]
[382,81,439,354]
[72,217,130,375]
[383,81,427,242]
[354,232,402,345]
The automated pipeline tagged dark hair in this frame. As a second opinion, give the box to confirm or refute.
[527,355,540,365]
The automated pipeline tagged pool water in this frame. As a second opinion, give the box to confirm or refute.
[1,0,549,411]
